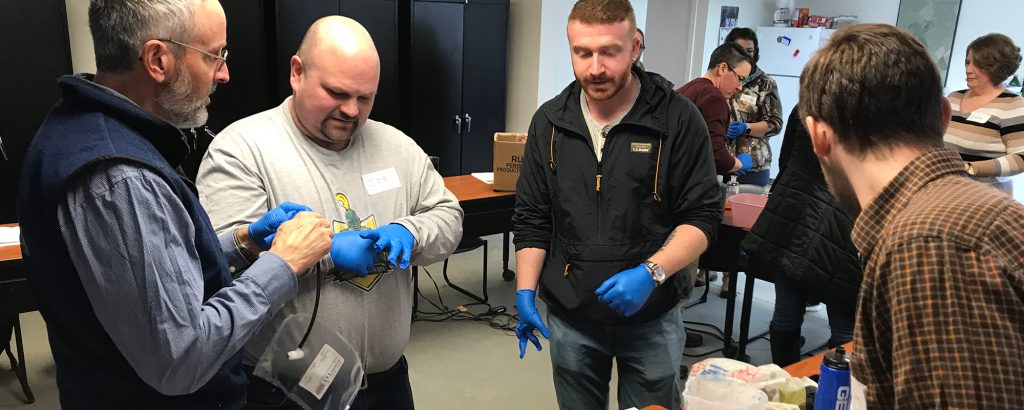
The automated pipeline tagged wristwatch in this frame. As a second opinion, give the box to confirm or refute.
[964,162,977,176]
[642,260,666,286]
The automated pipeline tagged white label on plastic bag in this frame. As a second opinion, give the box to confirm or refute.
[740,94,757,105]
[298,344,345,400]
[850,375,867,410]
[967,112,991,124]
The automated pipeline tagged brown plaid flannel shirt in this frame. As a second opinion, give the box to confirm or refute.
[850,148,1024,409]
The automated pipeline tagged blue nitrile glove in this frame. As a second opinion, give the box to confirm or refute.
[736,153,753,176]
[515,289,551,359]
[329,231,377,277]
[249,202,312,250]
[727,121,749,140]
[359,224,415,269]
[595,264,656,317]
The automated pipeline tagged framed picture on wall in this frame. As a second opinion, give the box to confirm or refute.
[720,6,738,29]
[897,0,963,87]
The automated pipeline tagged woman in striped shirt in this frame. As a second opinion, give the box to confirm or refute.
[944,33,1024,194]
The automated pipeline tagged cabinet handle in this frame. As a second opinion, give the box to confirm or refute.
[453,115,462,133]
[464,113,472,133]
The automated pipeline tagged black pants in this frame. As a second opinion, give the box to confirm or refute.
[243,356,415,410]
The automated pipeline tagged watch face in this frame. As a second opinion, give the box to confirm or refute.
[646,261,666,284]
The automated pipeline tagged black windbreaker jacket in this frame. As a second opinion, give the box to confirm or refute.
[512,67,723,325]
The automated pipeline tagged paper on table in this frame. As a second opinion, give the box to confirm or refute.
[0,226,20,246]
[471,172,494,184]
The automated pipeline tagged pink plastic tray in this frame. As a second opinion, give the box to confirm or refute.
[728,193,768,229]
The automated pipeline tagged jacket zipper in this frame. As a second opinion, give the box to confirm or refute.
[596,143,604,237]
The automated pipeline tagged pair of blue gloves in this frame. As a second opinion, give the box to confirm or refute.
[330,224,415,276]
[516,264,657,358]
[727,121,754,175]
[246,202,415,276]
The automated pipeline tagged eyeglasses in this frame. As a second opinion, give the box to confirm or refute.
[726,63,747,83]
[157,38,228,71]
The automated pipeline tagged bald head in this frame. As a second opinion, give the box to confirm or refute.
[296,16,379,70]
[288,16,382,151]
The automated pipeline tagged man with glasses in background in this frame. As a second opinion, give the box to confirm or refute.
[677,42,755,175]
[17,1,334,408]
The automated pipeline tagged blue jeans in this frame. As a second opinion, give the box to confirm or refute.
[547,307,686,410]
[737,169,770,186]
[771,274,854,344]
[242,356,415,410]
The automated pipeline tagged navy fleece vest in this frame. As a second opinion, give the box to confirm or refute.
[16,75,245,409]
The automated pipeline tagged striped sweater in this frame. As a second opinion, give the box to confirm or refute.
[943,90,1024,177]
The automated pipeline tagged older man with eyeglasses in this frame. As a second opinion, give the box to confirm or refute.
[677,42,755,176]
[16,1,335,408]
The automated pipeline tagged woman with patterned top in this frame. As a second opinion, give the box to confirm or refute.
[944,33,1024,195]
[724,28,783,187]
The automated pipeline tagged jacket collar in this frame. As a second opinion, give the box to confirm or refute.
[544,65,672,137]
[58,74,191,168]
[851,148,968,257]
[744,67,764,85]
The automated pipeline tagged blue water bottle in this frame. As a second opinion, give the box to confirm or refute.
[814,345,851,410]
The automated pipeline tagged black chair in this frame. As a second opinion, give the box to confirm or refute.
[696,222,764,362]
[1,316,33,403]
[1,252,36,404]
[441,236,489,304]
[412,158,491,320]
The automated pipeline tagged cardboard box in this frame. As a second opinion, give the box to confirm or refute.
[492,132,527,191]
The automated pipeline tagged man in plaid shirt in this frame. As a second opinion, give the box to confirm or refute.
[799,24,1024,408]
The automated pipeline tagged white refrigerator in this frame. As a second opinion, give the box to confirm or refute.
[755,27,835,178]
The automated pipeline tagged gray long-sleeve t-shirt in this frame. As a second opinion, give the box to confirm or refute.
[197,98,463,372]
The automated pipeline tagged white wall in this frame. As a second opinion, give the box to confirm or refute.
[535,0,647,108]
[642,0,696,87]
[697,0,774,77]
[66,0,95,73]
[506,0,543,132]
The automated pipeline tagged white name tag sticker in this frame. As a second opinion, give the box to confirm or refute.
[362,168,402,195]
[850,374,867,410]
[298,344,345,400]
[967,112,991,123]
[740,94,757,105]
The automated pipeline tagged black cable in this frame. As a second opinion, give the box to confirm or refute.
[684,348,725,358]
[683,326,730,358]
[682,319,734,358]
[296,268,322,350]
[413,266,518,334]
[684,320,728,337]
[687,327,727,343]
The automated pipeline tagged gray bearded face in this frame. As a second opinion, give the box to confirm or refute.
[820,159,862,219]
[156,68,215,129]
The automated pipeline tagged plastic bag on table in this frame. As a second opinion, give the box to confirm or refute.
[683,365,769,410]
[253,313,364,410]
